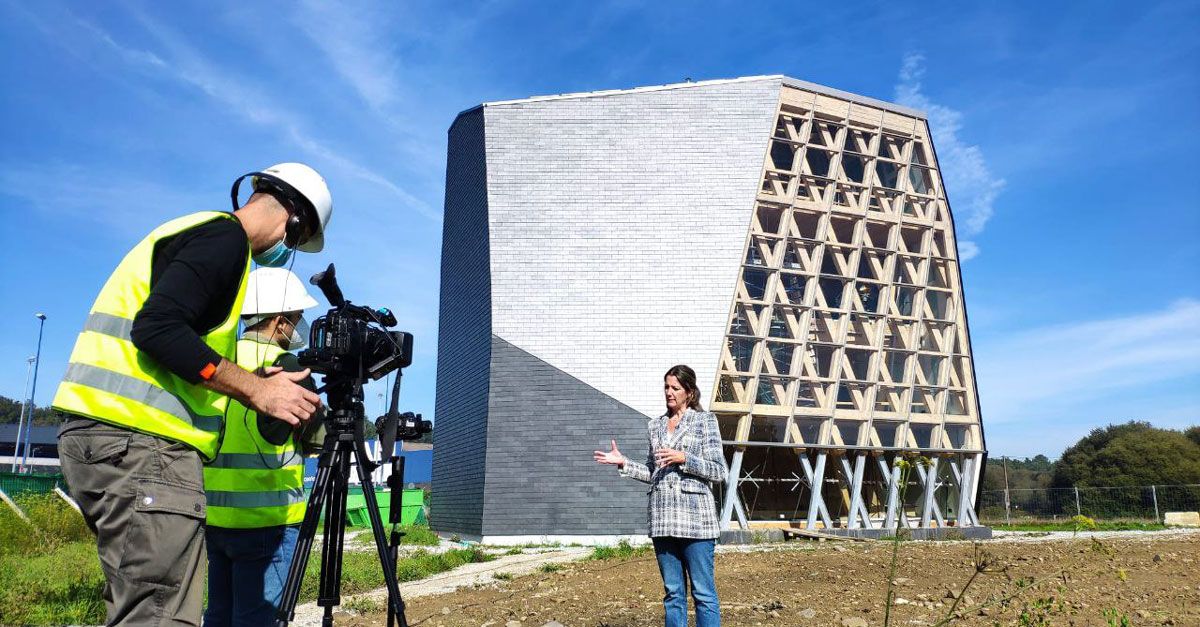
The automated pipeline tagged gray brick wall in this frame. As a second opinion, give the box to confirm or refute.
[482,336,651,536]
[431,108,491,536]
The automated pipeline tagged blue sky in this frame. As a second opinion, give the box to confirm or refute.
[0,1,1196,458]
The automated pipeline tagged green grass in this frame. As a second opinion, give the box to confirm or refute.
[993,521,1167,532]
[0,495,490,625]
[538,562,562,573]
[589,540,652,561]
[352,524,440,546]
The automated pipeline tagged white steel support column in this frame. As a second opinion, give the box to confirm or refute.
[800,453,833,528]
[841,454,872,529]
[953,455,974,527]
[805,452,829,530]
[877,456,900,529]
[720,448,747,530]
[918,457,941,528]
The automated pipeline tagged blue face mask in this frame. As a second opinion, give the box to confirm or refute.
[253,239,293,268]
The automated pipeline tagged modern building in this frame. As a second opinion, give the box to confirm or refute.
[433,76,986,542]
[1,424,61,474]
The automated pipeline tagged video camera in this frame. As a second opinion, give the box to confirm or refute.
[299,263,413,382]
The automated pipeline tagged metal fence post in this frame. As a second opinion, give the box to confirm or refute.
[1073,486,1081,516]
[1151,485,1159,523]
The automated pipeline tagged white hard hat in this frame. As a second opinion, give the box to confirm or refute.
[242,268,320,317]
[234,162,333,253]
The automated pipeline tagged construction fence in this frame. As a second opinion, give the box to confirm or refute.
[977,484,1200,525]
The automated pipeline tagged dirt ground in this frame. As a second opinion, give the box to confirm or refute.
[341,531,1198,627]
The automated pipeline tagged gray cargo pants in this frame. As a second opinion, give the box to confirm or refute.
[59,418,208,627]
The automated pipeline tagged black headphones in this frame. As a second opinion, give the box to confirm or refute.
[230,171,313,247]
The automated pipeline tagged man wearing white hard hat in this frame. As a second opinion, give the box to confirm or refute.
[203,268,323,627]
[54,163,333,625]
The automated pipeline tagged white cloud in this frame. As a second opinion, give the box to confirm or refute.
[975,299,1200,425]
[293,0,402,114]
[54,7,438,222]
[895,53,1004,258]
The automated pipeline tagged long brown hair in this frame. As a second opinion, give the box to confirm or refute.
[664,364,703,412]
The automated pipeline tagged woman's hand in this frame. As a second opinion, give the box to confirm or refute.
[654,447,686,468]
[593,439,626,468]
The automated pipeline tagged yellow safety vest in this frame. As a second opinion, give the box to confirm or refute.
[52,212,249,460]
[204,338,307,528]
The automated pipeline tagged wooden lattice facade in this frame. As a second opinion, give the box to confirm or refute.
[712,83,986,532]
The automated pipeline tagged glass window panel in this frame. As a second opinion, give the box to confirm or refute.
[918,354,944,385]
[716,375,753,404]
[926,291,951,320]
[829,216,857,244]
[729,303,765,336]
[879,135,908,160]
[845,129,875,154]
[792,210,822,239]
[807,311,839,343]
[804,149,833,177]
[769,306,802,339]
[873,421,901,446]
[911,141,930,166]
[864,221,892,249]
[854,282,882,313]
[947,391,969,416]
[875,160,900,189]
[945,424,970,448]
[726,337,757,373]
[845,349,872,380]
[770,140,797,171]
[909,423,935,448]
[755,377,790,406]
[811,345,836,378]
[901,226,926,254]
[893,286,919,317]
[795,384,820,409]
[841,155,869,183]
[834,420,863,445]
[819,277,846,308]
[884,351,908,383]
[756,204,784,235]
[749,416,789,441]
[742,268,770,300]
[779,273,807,304]
[909,166,934,195]
[766,342,796,374]
[795,418,825,444]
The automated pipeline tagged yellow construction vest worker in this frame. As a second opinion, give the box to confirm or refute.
[52,212,249,460]
[204,338,307,528]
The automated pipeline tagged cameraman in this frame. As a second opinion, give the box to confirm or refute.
[53,163,332,626]
[204,268,322,627]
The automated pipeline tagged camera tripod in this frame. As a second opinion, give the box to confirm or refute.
[275,388,409,627]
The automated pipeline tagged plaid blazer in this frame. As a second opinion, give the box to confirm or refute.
[618,408,727,539]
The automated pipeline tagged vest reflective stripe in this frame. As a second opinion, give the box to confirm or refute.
[208,451,304,470]
[205,487,307,509]
[82,312,134,340]
[51,212,249,460]
[61,363,221,433]
[204,338,308,528]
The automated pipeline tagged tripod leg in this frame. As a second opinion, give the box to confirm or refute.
[276,448,336,626]
[318,443,352,621]
[356,458,409,627]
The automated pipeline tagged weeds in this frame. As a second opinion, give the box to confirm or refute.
[1103,608,1132,627]
[539,562,562,573]
[589,540,651,560]
[493,572,513,581]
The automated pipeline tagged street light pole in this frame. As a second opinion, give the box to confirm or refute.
[10,356,35,472]
[19,313,47,473]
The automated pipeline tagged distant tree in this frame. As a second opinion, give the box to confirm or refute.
[1186,426,1200,448]
[0,395,56,425]
[1051,421,1200,488]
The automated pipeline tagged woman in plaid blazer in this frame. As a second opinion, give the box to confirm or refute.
[594,364,725,627]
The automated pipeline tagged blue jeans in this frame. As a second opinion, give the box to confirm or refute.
[652,537,720,627]
[204,525,299,627]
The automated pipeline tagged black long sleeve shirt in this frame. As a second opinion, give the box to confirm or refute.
[129,216,250,384]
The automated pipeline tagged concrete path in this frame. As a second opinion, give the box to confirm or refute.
[288,547,592,626]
